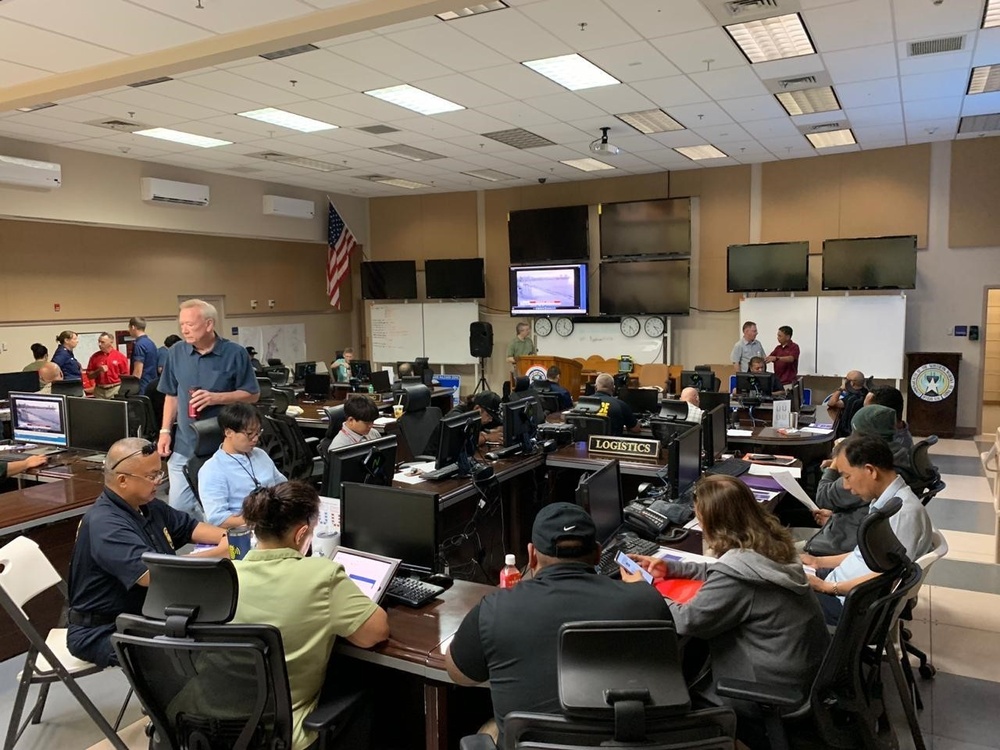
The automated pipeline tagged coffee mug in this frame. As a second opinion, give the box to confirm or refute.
[312,530,340,559]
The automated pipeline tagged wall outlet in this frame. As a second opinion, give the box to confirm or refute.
[250,299,257,309]
[268,299,275,308]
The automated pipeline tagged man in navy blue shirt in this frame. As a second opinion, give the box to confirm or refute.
[158,299,259,518]
[544,365,573,410]
[67,438,228,668]
[128,316,159,395]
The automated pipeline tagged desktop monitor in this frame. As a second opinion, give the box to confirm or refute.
[67,396,130,452]
[368,370,391,394]
[0,371,39,400]
[502,400,537,453]
[294,361,317,381]
[304,373,331,400]
[734,373,768,399]
[619,387,659,415]
[699,391,730,414]
[667,422,702,500]
[435,411,482,476]
[575,459,622,542]
[10,392,69,447]
[323,436,398,499]
[350,360,372,380]
[341,483,439,574]
[680,370,715,392]
[412,357,434,387]
[702,405,727,466]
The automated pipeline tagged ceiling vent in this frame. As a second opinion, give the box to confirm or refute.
[779,75,817,88]
[723,0,781,15]
[87,118,150,133]
[259,44,318,61]
[959,114,1000,133]
[356,125,400,135]
[246,151,348,172]
[482,128,555,149]
[908,36,964,56]
[369,144,445,161]
[706,0,801,25]
[128,76,173,88]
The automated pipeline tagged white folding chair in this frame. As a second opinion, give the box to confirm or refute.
[0,536,129,750]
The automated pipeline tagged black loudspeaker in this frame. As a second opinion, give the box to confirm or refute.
[470,321,494,358]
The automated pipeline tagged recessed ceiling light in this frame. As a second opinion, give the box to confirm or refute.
[364,84,464,115]
[725,13,816,64]
[376,177,429,189]
[560,158,615,172]
[615,108,685,134]
[238,108,337,133]
[522,53,620,91]
[775,87,841,116]
[369,144,445,161]
[675,145,727,161]
[437,1,508,21]
[16,102,57,112]
[984,0,1000,28]
[805,128,856,148]
[969,65,1000,94]
[462,168,517,182]
[259,44,318,61]
[134,128,232,148]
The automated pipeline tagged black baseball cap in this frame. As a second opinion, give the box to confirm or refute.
[531,502,597,558]
[473,391,501,420]
[245,346,258,356]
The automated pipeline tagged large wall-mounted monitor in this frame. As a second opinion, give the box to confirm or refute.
[599,258,689,316]
[508,205,589,264]
[599,198,691,257]
[509,263,588,316]
[822,235,917,291]
[727,241,810,293]
[361,260,418,300]
[425,258,485,299]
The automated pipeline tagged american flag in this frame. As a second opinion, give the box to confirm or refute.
[327,201,357,309]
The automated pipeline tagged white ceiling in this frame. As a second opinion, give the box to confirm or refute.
[0,0,998,196]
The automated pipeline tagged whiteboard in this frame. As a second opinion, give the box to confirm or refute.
[238,324,306,366]
[370,303,423,363]
[75,332,105,372]
[739,297,819,375]
[817,296,906,379]
[423,301,478,365]
[538,320,664,362]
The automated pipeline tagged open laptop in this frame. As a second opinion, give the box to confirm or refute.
[0,392,71,460]
[330,547,400,604]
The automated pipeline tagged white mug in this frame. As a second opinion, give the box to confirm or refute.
[312,530,340,559]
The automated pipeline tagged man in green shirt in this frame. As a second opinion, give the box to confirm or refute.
[506,322,536,373]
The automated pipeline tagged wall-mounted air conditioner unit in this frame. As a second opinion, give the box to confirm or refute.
[140,177,210,207]
[0,155,62,189]
[263,194,315,219]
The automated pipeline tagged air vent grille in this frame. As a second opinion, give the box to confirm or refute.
[959,114,1000,133]
[87,118,150,133]
[482,128,555,149]
[908,36,964,56]
[356,125,400,135]
[128,76,173,88]
[778,75,817,88]
[260,44,318,61]
[724,0,781,16]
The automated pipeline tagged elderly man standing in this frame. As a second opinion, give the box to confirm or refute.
[730,321,766,373]
[158,299,259,519]
[505,322,536,373]
[67,438,228,668]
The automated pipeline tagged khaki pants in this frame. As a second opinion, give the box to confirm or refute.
[93,384,120,399]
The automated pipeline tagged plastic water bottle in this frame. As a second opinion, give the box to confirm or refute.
[499,554,521,589]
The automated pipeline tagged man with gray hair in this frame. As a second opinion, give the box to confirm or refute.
[593,372,640,436]
[158,299,260,518]
[67,438,228,668]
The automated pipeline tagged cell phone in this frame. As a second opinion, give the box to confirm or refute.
[615,551,653,584]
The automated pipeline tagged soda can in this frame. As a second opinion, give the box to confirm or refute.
[228,525,252,561]
[187,386,200,419]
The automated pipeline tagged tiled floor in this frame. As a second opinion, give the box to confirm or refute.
[0,438,997,749]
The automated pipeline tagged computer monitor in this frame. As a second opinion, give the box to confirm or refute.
[619,387,659,415]
[10,392,69,447]
[434,411,482,477]
[323,436,397,498]
[502,400,537,453]
[667,423,702,500]
[350,360,372,380]
[658,399,689,421]
[368,370,391,394]
[67,396,130,452]
[304,373,331,400]
[413,357,433,387]
[680,370,715,392]
[575,459,622,543]
[699,391,730,414]
[702,405,727,466]
[294,361,317,381]
[341,483,439,574]
[734,373,766,398]
[0,371,39,400]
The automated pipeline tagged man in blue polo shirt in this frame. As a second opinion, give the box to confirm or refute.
[128,316,159,395]
[158,299,260,518]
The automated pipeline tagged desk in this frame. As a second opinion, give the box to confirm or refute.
[546,442,667,479]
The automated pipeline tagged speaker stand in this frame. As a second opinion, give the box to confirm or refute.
[473,357,491,395]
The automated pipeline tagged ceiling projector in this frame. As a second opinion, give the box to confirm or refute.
[590,127,620,156]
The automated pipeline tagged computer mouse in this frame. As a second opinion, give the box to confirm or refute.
[422,574,454,590]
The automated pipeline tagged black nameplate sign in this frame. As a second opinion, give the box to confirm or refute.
[587,434,661,459]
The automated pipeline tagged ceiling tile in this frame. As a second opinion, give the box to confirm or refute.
[387,21,509,71]
[449,6,571,61]
[125,0,315,34]
[183,70,305,106]
[904,117,958,140]
[853,123,907,142]
[575,84,656,113]
[689,66,769,100]
[901,68,972,101]
[478,101,558,127]
[604,0,716,38]
[319,93,419,122]
[748,55,826,82]
[962,91,1000,116]
[971,27,1000,66]
[845,102,904,126]
[525,91,606,120]
[520,0,642,50]
[631,76,712,109]
[718,94,788,123]
[0,18,124,72]
[271,49,398,91]
[0,59,51,87]
[805,0,894,52]
[822,43,898,83]
[891,0,984,41]
[331,36,454,82]
[468,63,564,99]
[835,77,902,108]
[662,101,733,128]
[585,41,680,83]
[411,73,512,108]
[651,28,747,74]
[688,123,753,143]
[151,80,261,115]
[896,47,973,77]
[227,60,352,100]
[102,88,227,120]
[903,96,964,120]
[743,118,804,139]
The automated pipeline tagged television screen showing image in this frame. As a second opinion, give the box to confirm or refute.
[727,241,809,293]
[509,263,588,316]
[822,235,917,290]
[600,198,691,257]
[361,261,418,300]
[508,205,589,263]
[425,258,485,299]
[599,259,689,316]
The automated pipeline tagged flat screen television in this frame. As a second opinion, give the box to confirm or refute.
[599,198,691,257]
[361,260,418,300]
[425,258,485,299]
[727,241,809,293]
[822,235,917,290]
[599,259,689,315]
[508,205,589,263]
[509,263,588,316]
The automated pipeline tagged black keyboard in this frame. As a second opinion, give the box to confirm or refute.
[420,463,458,481]
[596,535,660,577]
[386,576,445,608]
[707,457,751,477]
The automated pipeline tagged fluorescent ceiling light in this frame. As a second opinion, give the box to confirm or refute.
[16,102,56,112]
[615,108,684,134]
[560,158,615,172]
[364,84,464,115]
[725,13,816,64]
[237,108,337,133]
[984,0,1000,28]
[376,178,428,189]
[969,65,1000,94]
[134,127,232,148]
[369,144,445,161]
[522,53,620,91]
[675,145,727,161]
[279,157,345,172]
[437,2,507,21]
[806,128,856,148]
[775,87,840,116]
[462,169,517,182]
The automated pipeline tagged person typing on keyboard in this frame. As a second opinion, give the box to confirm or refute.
[445,503,671,746]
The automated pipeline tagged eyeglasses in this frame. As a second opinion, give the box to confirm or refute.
[106,441,157,472]
[242,428,263,440]
[117,470,167,485]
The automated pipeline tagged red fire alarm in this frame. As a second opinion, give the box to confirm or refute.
[54,303,60,312]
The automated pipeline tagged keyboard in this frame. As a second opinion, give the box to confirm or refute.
[706,457,751,477]
[386,576,445,608]
[596,534,660,577]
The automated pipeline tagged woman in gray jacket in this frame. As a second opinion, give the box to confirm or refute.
[631,474,829,746]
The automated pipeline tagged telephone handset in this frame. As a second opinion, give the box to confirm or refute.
[624,499,674,538]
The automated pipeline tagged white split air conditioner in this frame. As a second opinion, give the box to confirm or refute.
[263,194,315,219]
[140,177,210,207]
[0,155,62,189]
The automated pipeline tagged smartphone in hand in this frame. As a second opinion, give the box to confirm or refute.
[615,551,653,584]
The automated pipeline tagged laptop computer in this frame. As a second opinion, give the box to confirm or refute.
[330,547,400,605]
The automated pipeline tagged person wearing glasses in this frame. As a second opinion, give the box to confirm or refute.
[198,403,287,529]
[66,438,229,669]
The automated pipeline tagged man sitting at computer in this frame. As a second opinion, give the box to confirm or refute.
[735,357,785,399]
[542,365,573,410]
[445,502,671,746]
[198,403,288,528]
[593,373,641,435]
[328,395,382,451]
[679,387,704,422]
[330,347,354,383]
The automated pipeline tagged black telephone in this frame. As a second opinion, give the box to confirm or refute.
[624,499,675,538]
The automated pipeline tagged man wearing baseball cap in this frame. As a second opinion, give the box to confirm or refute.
[245,346,262,373]
[445,502,671,744]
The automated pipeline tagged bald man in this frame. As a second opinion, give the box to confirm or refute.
[826,370,869,439]
[593,373,640,436]
[37,361,63,394]
[679,387,704,423]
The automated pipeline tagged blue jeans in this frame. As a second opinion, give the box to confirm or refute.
[167,452,204,521]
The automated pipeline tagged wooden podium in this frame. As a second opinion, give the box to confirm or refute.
[516,356,584,398]
[906,352,961,438]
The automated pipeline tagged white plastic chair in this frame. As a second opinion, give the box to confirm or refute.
[0,536,129,750]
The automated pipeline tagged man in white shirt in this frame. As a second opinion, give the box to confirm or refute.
[730,321,766,372]
[329,395,382,450]
[679,387,704,423]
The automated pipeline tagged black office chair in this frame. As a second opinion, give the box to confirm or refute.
[146,377,165,431]
[51,381,85,397]
[318,405,347,457]
[112,554,366,750]
[117,394,157,442]
[398,384,442,458]
[182,418,222,503]
[255,377,273,403]
[269,387,294,416]
[116,376,141,398]
[717,496,921,750]
[262,366,291,387]
[534,392,562,416]
[263,413,322,483]
[565,413,611,442]
[460,620,736,750]
[266,358,283,367]
[907,435,943,503]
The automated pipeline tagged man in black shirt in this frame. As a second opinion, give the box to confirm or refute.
[445,503,671,744]
[593,373,640,436]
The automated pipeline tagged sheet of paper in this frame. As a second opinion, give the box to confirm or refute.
[393,472,426,485]
[772,399,792,429]
[770,470,818,512]
[751,488,780,503]
[801,426,834,435]
[748,463,802,479]
[373,416,395,427]
[727,429,753,437]
[683,518,702,531]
